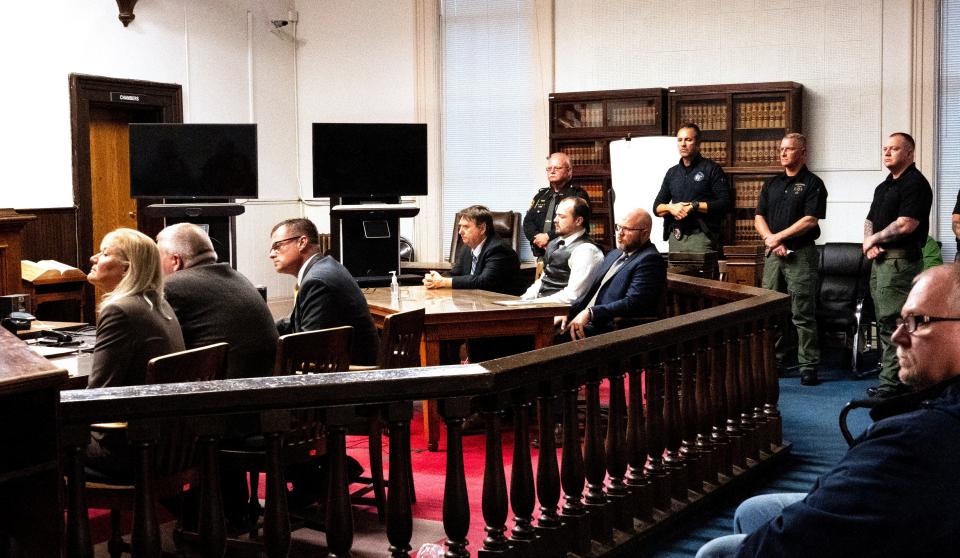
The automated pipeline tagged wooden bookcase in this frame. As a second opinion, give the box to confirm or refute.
[667,82,803,247]
[549,88,667,250]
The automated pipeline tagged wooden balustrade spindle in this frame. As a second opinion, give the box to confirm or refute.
[662,355,688,501]
[386,402,414,558]
[132,438,161,558]
[441,398,472,558]
[724,333,746,469]
[605,361,634,531]
[749,323,770,455]
[64,428,93,558]
[644,360,671,511]
[480,402,510,557]
[678,346,704,493]
[535,384,563,557]
[261,410,291,558]
[323,409,355,558]
[196,432,226,558]
[693,340,718,485]
[763,316,783,447]
[559,380,590,554]
[583,368,612,542]
[625,360,654,521]
[738,330,759,462]
[709,335,732,478]
[509,393,538,558]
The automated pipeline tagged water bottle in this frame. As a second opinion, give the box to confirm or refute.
[417,542,445,558]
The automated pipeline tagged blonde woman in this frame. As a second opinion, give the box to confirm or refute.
[86,228,185,388]
[84,228,185,478]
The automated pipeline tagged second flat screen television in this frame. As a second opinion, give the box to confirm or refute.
[312,123,427,201]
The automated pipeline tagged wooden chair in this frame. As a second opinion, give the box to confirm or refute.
[72,342,229,558]
[349,308,425,520]
[219,326,353,550]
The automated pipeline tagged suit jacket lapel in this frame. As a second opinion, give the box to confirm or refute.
[293,254,321,330]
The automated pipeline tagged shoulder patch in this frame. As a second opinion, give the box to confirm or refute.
[694,171,705,182]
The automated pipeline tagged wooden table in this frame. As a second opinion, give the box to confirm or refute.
[364,285,566,450]
[22,275,88,321]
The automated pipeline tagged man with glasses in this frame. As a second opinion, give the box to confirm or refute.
[523,152,591,258]
[654,123,731,254]
[563,207,665,339]
[269,218,379,365]
[696,263,960,557]
[754,133,828,386]
[863,132,932,398]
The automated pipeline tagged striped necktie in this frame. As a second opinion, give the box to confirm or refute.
[470,254,478,275]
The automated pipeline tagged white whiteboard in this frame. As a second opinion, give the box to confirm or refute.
[609,137,677,253]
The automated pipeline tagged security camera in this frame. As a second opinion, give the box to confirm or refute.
[270,19,289,29]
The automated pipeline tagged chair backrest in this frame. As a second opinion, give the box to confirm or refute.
[376,309,425,369]
[448,210,522,263]
[146,342,230,384]
[817,243,873,327]
[274,326,354,375]
[142,343,229,477]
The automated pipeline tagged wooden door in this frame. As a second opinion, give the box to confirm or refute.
[89,108,139,249]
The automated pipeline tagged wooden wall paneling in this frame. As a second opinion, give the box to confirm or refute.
[19,208,79,267]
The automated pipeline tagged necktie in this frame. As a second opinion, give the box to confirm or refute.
[470,254,478,275]
[585,252,629,309]
[544,193,558,233]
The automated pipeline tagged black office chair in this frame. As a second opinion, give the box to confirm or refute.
[816,243,877,373]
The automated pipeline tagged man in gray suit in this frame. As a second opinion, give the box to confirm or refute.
[157,222,278,379]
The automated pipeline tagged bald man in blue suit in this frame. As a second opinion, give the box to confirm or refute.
[563,207,666,339]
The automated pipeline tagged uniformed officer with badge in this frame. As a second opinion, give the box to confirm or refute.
[755,133,827,386]
[653,123,731,253]
[863,132,933,398]
[523,152,591,258]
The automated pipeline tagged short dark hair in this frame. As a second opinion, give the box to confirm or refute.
[565,196,592,231]
[460,205,494,237]
[271,218,320,245]
[890,132,916,151]
[678,122,701,142]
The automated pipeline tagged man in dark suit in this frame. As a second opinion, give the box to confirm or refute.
[269,218,379,365]
[423,204,522,295]
[157,223,278,380]
[563,207,666,339]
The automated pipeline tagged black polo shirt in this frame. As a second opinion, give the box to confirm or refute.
[653,153,730,238]
[522,183,590,257]
[756,166,827,250]
[866,163,932,254]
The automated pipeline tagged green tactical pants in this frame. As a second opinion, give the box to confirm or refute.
[668,230,719,254]
[762,244,820,373]
[870,256,922,390]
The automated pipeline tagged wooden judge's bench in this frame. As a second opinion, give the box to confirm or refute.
[0,209,34,297]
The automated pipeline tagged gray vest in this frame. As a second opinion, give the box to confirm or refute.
[538,233,594,296]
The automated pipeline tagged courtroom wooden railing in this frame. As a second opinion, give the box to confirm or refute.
[59,274,790,558]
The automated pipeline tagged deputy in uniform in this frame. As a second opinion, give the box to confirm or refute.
[523,152,591,258]
[863,132,932,398]
[952,190,960,261]
[755,133,827,386]
[654,123,731,253]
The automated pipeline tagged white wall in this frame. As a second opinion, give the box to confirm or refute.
[554,0,932,244]
[0,0,300,295]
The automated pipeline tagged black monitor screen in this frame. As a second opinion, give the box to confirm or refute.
[312,123,427,199]
[129,123,258,199]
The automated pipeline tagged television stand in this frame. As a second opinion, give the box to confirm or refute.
[143,203,245,218]
[330,203,420,279]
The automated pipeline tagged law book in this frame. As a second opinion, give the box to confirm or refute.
[21,260,87,283]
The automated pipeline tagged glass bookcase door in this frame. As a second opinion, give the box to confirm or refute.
[553,101,604,131]
[606,99,660,128]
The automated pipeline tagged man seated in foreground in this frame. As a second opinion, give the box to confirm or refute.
[521,196,603,304]
[423,204,521,295]
[269,217,379,365]
[157,223,278,379]
[562,207,666,339]
[696,263,960,557]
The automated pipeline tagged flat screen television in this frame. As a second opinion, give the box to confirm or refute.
[129,123,258,199]
[312,123,427,200]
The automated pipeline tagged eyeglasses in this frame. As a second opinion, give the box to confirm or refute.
[546,166,569,172]
[268,236,303,254]
[895,314,960,334]
[615,224,645,233]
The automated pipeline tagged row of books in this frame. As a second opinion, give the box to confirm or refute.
[579,181,607,208]
[735,219,763,242]
[557,103,604,128]
[700,141,727,162]
[736,101,788,129]
[733,140,780,165]
[678,103,727,131]
[734,178,765,209]
[562,145,604,165]
[608,104,658,127]
[589,218,607,241]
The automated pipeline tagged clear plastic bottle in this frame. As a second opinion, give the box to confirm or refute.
[389,270,399,301]
[417,542,445,558]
